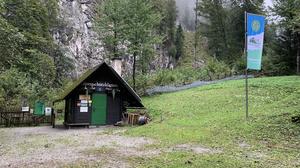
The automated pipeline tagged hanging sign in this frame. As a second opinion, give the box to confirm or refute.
[22,107,29,112]
[79,95,90,100]
[247,13,265,70]
[80,107,88,113]
[45,107,52,116]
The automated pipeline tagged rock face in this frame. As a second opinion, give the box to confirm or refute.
[54,0,104,78]
[54,0,181,78]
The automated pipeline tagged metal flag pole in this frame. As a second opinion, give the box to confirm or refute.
[245,11,249,120]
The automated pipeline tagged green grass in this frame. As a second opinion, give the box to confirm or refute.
[127,76,300,167]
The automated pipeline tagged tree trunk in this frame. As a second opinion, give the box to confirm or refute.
[194,0,198,63]
[297,33,300,75]
[113,30,117,59]
[133,52,136,91]
[297,49,299,75]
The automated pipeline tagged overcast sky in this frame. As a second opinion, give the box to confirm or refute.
[175,0,274,20]
[266,0,273,7]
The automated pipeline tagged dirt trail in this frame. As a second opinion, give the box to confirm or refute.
[0,126,157,168]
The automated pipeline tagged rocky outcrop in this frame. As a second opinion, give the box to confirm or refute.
[54,0,190,78]
[54,0,104,78]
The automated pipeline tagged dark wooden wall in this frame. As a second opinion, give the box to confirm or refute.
[65,95,91,124]
[106,93,122,125]
[73,101,91,124]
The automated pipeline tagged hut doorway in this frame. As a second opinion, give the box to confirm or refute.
[91,93,107,125]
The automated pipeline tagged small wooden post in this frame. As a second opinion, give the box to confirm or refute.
[51,108,55,128]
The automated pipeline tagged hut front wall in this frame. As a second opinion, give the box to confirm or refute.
[106,93,122,125]
[65,92,123,125]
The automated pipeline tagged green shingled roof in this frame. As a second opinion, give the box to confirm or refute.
[55,64,101,102]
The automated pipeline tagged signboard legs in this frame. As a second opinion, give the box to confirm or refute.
[245,11,249,120]
[245,69,249,119]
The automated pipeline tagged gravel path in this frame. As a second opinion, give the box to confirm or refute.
[0,126,157,168]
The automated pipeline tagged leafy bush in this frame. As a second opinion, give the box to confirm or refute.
[127,58,232,95]
[204,57,231,80]
[0,69,29,110]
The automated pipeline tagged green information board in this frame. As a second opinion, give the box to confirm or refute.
[34,101,45,115]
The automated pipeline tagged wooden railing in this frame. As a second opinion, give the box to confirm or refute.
[0,112,52,127]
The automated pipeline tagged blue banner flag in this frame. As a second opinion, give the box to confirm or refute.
[246,13,265,70]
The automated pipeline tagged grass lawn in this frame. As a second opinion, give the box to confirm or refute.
[127,76,300,168]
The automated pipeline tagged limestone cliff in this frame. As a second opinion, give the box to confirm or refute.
[54,0,104,77]
[54,0,179,78]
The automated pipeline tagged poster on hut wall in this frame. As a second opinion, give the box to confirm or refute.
[78,96,91,112]
[79,95,90,100]
[80,107,88,113]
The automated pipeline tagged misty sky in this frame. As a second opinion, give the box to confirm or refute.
[266,0,273,7]
[175,0,274,30]
[175,0,274,19]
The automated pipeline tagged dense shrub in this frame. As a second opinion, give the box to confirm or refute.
[127,59,232,95]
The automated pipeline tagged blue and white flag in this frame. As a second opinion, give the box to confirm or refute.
[247,13,265,70]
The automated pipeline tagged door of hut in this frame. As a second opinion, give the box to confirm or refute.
[91,93,107,125]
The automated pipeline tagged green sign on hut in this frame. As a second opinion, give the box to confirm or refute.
[54,60,144,128]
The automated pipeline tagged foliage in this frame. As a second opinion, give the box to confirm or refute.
[196,0,264,65]
[204,57,231,80]
[269,0,300,74]
[95,0,128,60]
[0,16,24,71]
[0,69,30,110]
[0,0,73,109]
[125,0,163,73]
[175,24,184,61]
[197,0,229,61]
[96,0,163,89]
[195,0,300,76]
[162,0,177,62]
[128,76,300,167]
[177,32,208,68]
[127,58,231,96]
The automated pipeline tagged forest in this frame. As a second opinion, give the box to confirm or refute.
[0,0,299,110]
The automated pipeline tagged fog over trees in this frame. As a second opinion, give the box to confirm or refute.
[175,0,196,31]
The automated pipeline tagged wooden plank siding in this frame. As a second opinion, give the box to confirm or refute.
[106,93,122,125]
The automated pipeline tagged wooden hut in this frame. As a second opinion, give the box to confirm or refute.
[54,61,144,127]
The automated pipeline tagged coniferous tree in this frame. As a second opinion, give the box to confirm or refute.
[175,24,184,61]
[95,0,162,89]
[125,0,162,89]
[197,0,229,61]
[95,0,128,60]
[152,0,177,67]
[196,0,264,65]
[228,0,264,63]
[270,0,300,74]
[1,0,73,86]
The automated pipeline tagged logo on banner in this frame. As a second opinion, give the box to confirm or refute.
[251,20,260,32]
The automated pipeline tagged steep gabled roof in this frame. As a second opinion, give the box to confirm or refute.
[54,62,144,108]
